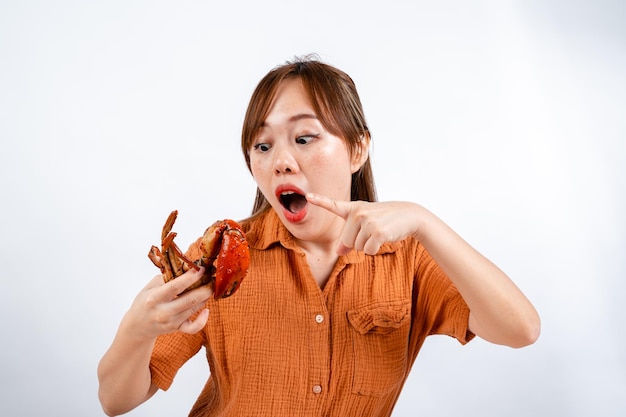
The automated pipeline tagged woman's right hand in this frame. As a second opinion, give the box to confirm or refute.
[122,267,214,341]
[98,267,214,416]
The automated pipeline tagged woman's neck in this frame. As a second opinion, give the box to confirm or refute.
[298,244,339,288]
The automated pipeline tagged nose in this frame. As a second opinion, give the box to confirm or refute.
[273,145,298,174]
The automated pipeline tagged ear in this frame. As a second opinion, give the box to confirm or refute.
[350,133,371,174]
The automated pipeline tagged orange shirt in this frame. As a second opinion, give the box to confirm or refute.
[150,209,473,417]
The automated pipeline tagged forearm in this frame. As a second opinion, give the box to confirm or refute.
[414,205,540,348]
[96,271,212,415]
[97,319,158,416]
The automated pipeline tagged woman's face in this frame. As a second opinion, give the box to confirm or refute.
[249,78,365,245]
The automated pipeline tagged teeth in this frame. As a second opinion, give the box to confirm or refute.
[281,191,296,195]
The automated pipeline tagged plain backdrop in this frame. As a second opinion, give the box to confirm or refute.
[1,1,624,416]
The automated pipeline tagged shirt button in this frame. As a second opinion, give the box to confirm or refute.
[315,314,324,324]
[312,385,322,394]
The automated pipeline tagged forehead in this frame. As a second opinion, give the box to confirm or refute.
[261,78,317,126]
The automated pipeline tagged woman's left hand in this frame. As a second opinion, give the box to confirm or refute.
[307,192,541,348]
[306,193,423,256]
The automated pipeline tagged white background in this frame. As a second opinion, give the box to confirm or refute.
[1,1,624,416]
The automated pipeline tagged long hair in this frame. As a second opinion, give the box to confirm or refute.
[241,55,377,217]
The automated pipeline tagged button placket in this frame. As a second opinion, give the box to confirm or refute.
[296,250,331,407]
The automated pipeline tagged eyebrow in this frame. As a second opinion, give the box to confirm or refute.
[288,113,318,122]
[260,113,318,127]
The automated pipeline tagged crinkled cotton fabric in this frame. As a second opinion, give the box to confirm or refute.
[150,209,473,417]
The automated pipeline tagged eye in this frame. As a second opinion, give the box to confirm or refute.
[295,134,318,145]
[253,143,271,152]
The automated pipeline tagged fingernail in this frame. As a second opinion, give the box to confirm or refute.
[337,244,351,256]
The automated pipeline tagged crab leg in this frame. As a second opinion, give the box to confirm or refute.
[148,245,164,270]
[164,237,185,279]
[168,239,200,274]
[162,210,178,241]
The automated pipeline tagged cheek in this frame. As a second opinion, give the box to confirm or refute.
[309,153,353,196]
[249,156,263,177]
[311,150,351,177]
[250,159,269,187]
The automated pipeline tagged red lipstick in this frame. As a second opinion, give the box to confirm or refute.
[275,184,308,223]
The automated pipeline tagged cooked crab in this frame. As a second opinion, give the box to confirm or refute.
[148,210,249,298]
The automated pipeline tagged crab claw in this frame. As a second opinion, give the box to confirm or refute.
[199,219,250,299]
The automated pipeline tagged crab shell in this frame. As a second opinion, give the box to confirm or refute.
[198,219,250,299]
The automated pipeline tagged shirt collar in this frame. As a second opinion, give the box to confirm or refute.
[243,209,402,264]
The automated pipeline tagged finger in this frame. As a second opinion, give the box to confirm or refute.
[363,235,383,256]
[163,267,207,297]
[178,309,210,334]
[340,231,383,256]
[306,193,352,219]
[170,284,214,316]
[336,217,363,255]
[339,220,379,256]
[354,218,386,255]
[336,243,351,256]
[143,274,168,291]
[353,227,370,253]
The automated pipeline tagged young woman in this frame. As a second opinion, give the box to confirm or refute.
[98,57,540,417]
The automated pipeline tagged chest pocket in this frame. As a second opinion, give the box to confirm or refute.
[347,300,411,396]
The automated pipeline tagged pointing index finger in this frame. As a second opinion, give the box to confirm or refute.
[306,193,351,219]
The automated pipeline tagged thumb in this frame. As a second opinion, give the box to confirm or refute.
[306,193,352,219]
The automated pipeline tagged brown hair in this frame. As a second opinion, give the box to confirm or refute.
[241,55,377,217]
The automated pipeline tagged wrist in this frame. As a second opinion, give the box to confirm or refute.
[118,312,159,346]
[411,203,435,242]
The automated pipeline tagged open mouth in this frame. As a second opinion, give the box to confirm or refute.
[279,191,308,213]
